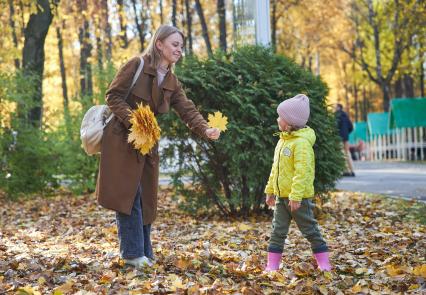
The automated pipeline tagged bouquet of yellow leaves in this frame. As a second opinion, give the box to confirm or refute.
[127,104,161,155]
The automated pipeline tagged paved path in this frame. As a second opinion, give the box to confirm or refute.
[160,162,426,201]
[336,161,426,201]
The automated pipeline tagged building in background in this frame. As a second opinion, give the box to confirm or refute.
[233,0,271,47]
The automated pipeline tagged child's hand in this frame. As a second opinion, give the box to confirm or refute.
[205,128,220,140]
[266,195,276,208]
[289,200,301,212]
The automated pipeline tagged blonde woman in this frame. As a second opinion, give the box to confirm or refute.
[96,25,220,268]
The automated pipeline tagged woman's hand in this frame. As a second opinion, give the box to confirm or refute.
[289,200,301,212]
[266,195,276,208]
[205,128,220,140]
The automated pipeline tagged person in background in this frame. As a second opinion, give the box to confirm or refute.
[335,103,355,177]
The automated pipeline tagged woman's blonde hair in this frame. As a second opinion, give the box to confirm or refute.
[142,25,185,69]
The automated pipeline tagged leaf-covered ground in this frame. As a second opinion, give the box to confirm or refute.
[0,190,425,294]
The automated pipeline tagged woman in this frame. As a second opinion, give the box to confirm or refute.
[96,25,220,268]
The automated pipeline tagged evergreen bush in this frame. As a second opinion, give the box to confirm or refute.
[159,46,345,216]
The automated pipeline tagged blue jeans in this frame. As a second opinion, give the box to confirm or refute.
[115,186,153,259]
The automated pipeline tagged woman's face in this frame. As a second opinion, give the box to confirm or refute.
[156,32,184,66]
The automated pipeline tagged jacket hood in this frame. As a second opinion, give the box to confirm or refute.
[280,126,316,146]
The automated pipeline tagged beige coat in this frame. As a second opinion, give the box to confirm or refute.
[96,56,209,224]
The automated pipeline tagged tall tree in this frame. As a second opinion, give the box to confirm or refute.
[172,0,177,26]
[117,0,129,48]
[56,20,68,111]
[22,0,56,127]
[342,0,422,111]
[8,0,20,69]
[180,0,187,53]
[131,0,146,51]
[159,0,164,24]
[184,0,193,54]
[55,19,71,135]
[271,0,277,52]
[78,0,93,100]
[217,0,226,51]
[101,0,113,60]
[270,0,299,53]
[194,0,212,56]
[420,47,425,97]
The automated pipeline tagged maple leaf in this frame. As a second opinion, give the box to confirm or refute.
[208,111,228,131]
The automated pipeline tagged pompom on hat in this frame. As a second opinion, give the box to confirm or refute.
[277,94,310,127]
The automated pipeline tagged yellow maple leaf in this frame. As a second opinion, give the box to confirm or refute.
[208,111,228,131]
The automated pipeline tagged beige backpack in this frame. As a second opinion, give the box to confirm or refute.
[80,56,144,155]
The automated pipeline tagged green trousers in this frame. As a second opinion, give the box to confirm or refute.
[268,197,328,254]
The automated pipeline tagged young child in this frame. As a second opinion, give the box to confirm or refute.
[264,94,331,272]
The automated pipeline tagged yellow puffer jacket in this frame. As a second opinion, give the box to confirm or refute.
[264,127,316,201]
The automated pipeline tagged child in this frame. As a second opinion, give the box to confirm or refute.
[264,94,331,272]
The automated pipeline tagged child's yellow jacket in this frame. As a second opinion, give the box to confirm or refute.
[264,127,315,201]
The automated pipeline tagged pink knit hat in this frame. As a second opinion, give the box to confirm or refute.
[277,94,310,127]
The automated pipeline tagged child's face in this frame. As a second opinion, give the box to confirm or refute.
[277,116,289,131]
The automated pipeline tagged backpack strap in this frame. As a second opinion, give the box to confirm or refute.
[124,56,145,102]
[105,56,145,125]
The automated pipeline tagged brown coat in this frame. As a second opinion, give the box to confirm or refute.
[96,56,209,224]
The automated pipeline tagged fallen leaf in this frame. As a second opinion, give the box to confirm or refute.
[412,264,426,278]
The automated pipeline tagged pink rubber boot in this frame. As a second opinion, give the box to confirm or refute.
[314,252,332,271]
[265,252,282,271]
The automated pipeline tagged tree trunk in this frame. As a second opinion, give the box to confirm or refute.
[172,0,177,26]
[316,51,320,76]
[78,0,93,101]
[101,0,113,60]
[56,22,68,111]
[394,77,403,97]
[184,0,193,54]
[308,55,312,72]
[271,0,277,52]
[159,0,164,24]
[217,0,227,52]
[18,0,25,36]
[131,0,146,51]
[403,74,414,97]
[381,82,390,111]
[22,0,55,127]
[96,36,103,70]
[353,82,358,122]
[8,0,20,69]
[56,21,71,136]
[344,84,350,114]
[420,50,425,97]
[241,175,249,217]
[117,0,128,48]
[194,0,212,56]
[181,0,187,53]
[362,86,368,121]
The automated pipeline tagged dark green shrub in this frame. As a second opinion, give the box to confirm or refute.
[159,46,345,216]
